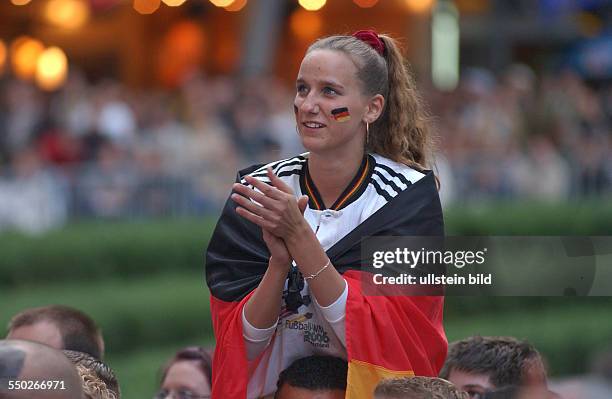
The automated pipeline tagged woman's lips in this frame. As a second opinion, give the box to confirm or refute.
[302,121,327,129]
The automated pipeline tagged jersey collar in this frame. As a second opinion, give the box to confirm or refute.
[299,154,374,211]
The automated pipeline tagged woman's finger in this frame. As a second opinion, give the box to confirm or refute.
[235,206,276,230]
[231,193,276,220]
[233,183,277,208]
[267,167,294,195]
[244,175,285,200]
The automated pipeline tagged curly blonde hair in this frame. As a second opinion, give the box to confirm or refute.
[76,364,118,399]
[374,376,468,399]
[63,350,120,399]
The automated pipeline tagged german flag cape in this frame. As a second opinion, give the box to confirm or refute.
[206,165,447,399]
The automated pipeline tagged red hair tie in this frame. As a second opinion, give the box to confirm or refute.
[352,29,385,56]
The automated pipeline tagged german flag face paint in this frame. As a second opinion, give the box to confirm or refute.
[331,107,351,122]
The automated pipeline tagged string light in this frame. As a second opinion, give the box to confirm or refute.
[10,36,45,80]
[209,0,234,6]
[353,0,378,8]
[45,0,90,29]
[162,0,187,6]
[133,0,161,14]
[0,40,6,73]
[298,0,326,11]
[11,0,32,5]
[225,0,247,11]
[404,0,435,13]
[36,46,69,91]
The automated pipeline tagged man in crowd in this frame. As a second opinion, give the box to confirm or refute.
[0,339,84,399]
[6,305,105,360]
[439,336,549,398]
[274,355,347,399]
[374,376,468,399]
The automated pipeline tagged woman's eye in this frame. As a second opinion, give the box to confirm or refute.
[323,86,338,95]
[297,84,308,94]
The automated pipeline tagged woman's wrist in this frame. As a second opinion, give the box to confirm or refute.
[285,220,313,246]
[269,256,291,271]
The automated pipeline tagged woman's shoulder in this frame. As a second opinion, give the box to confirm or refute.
[238,153,308,184]
[370,153,427,186]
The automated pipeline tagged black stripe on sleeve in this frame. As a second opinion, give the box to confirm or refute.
[374,163,413,188]
[372,169,403,196]
[369,178,394,202]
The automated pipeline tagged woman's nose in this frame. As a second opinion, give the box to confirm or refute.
[299,95,320,114]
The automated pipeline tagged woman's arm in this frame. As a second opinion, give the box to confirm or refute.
[243,254,289,329]
[242,248,289,360]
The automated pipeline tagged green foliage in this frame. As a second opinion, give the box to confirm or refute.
[444,201,612,235]
[0,219,216,288]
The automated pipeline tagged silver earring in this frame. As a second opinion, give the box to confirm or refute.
[366,122,370,146]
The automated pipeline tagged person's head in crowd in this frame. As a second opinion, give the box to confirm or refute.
[0,339,84,399]
[439,336,548,399]
[374,376,469,399]
[482,385,560,399]
[155,346,212,399]
[63,350,120,399]
[274,355,347,399]
[6,305,105,360]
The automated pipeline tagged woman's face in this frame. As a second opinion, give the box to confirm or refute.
[294,49,380,155]
[159,360,211,398]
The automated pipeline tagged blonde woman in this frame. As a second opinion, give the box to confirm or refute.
[206,30,446,399]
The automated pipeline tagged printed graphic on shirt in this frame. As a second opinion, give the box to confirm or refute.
[283,316,331,349]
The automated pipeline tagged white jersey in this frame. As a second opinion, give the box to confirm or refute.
[240,152,425,398]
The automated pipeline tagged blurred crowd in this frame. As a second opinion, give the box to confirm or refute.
[430,65,612,205]
[0,65,611,234]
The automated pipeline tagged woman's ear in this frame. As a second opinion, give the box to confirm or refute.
[364,94,385,124]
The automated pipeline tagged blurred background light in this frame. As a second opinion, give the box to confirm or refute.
[162,0,187,6]
[209,0,234,7]
[298,0,326,12]
[0,40,6,73]
[290,8,323,41]
[36,46,69,91]
[432,0,459,91]
[157,21,206,88]
[134,0,161,14]
[454,0,489,14]
[10,36,45,80]
[577,12,603,38]
[224,0,247,12]
[10,0,32,5]
[353,0,379,8]
[403,0,436,13]
[44,0,90,29]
